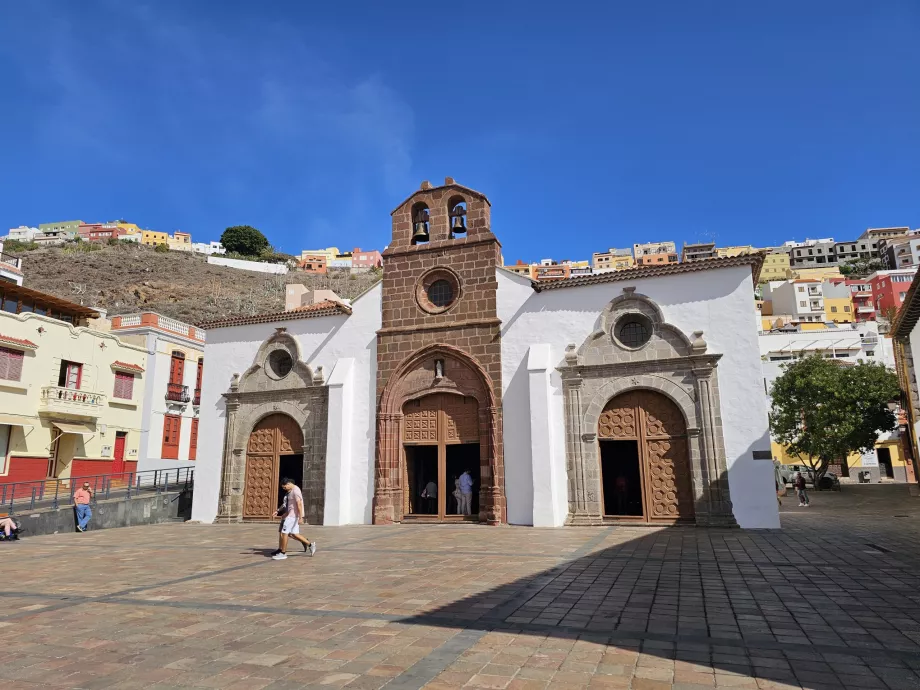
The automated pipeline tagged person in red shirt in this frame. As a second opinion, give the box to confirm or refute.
[73,482,93,532]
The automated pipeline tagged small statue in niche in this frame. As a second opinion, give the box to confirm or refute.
[435,359,444,379]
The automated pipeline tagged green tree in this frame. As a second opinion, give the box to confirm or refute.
[768,356,899,488]
[839,258,882,278]
[220,225,269,256]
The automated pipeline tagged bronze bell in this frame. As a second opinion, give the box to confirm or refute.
[412,222,429,243]
[450,215,466,232]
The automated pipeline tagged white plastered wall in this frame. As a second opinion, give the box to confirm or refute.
[191,284,381,524]
[498,266,778,529]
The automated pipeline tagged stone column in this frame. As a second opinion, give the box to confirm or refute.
[217,397,241,522]
[373,413,402,524]
[692,367,735,525]
[563,378,600,525]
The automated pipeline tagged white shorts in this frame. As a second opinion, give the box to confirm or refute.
[280,516,300,534]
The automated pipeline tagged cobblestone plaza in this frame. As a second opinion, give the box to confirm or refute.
[3,485,920,689]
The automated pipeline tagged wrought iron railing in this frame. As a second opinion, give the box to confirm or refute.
[0,467,194,515]
[166,383,190,403]
[0,252,22,269]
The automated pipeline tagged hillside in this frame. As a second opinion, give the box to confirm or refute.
[17,243,381,325]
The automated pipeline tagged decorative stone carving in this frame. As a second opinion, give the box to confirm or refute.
[558,290,735,527]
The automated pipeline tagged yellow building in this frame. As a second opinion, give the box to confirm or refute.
[759,251,791,282]
[823,280,855,324]
[167,231,193,252]
[790,265,843,281]
[772,438,911,482]
[141,230,169,247]
[300,247,340,264]
[0,283,147,487]
[715,245,756,258]
[113,221,142,235]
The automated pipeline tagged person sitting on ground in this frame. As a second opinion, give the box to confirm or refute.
[0,516,20,541]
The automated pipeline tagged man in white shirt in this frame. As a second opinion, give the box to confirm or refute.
[458,470,474,516]
[272,478,316,560]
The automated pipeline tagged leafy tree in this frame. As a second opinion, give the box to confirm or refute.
[221,225,269,256]
[769,356,899,488]
[839,258,882,278]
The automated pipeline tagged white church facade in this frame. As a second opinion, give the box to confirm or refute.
[191,179,779,529]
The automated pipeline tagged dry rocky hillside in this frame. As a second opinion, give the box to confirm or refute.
[18,243,381,325]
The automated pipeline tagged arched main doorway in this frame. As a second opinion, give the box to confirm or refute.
[243,413,304,520]
[402,393,480,521]
[597,390,695,522]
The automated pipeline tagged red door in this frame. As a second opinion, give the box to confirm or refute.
[170,353,185,385]
[189,418,199,461]
[112,432,127,476]
[162,415,181,460]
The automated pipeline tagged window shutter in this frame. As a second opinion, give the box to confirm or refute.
[0,347,23,381]
[114,372,134,399]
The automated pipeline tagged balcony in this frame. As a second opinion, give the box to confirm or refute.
[39,386,106,419]
[166,383,191,403]
[193,389,201,406]
[0,252,22,271]
[858,306,875,313]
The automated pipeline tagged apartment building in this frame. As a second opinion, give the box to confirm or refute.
[110,313,204,472]
[868,269,917,319]
[351,248,383,270]
[827,278,876,323]
[0,284,147,486]
[759,250,791,282]
[167,232,193,252]
[715,246,756,258]
[835,237,880,265]
[34,230,76,246]
[6,226,38,242]
[880,235,920,270]
[681,242,716,262]
[141,230,169,246]
[38,221,82,235]
[633,241,676,259]
[861,227,911,241]
[761,280,827,324]
[300,253,328,274]
[785,238,837,268]
[822,280,854,324]
[591,248,634,272]
[78,223,126,242]
[300,247,340,265]
[190,242,226,255]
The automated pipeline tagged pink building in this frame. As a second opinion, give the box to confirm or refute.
[868,269,917,320]
[350,247,382,269]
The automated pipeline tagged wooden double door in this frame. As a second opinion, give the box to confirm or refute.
[243,414,304,520]
[402,393,480,521]
[597,390,695,522]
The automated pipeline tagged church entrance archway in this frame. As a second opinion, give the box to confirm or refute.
[243,413,304,520]
[598,390,695,522]
[402,393,480,521]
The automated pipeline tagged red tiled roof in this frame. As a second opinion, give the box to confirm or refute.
[111,361,145,372]
[532,253,765,292]
[198,300,352,330]
[0,334,37,349]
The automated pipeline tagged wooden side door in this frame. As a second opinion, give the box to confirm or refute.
[112,432,127,475]
[243,415,303,520]
[161,414,181,460]
[637,391,694,521]
[188,418,199,461]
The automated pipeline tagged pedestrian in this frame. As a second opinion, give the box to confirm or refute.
[74,481,93,532]
[0,515,20,541]
[421,479,437,514]
[452,475,462,515]
[794,471,809,507]
[458,469,474,516]
[272,478,316,560]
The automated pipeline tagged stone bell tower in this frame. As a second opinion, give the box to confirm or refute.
[373,178,506,524]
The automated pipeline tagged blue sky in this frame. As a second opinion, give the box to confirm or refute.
[1,1,918,262]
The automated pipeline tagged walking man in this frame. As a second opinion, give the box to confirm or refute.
[793,471,810,507]
[272,478,316,560]
[74,481,93,532]
[458,469,474,516]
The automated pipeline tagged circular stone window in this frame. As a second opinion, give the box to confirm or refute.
[267,349,294,379]
[614,314,653,349]
[416,268,461,314]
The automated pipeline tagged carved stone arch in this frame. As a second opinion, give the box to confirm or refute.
[558,286,735,527]
[374,343,504,525]
[215,330,329,525]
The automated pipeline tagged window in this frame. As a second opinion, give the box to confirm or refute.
[831,306,838,313]
[113,372,134,400]
[616,316,653,348]
[798,286,805,293]
[844,306,851,312]
[58,361,82,389]
[0,347,23,381]
[427,280,454,308]
[800,301,807,307]
[267,350,293,379]
[866,351,875,357]
[169,351,185,385]
[195,359,203,399]
[2,296,16,313]
[162,414,182,460]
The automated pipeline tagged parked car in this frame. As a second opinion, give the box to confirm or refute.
[778,464,840,490]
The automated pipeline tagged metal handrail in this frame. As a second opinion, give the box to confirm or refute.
[0,466,194,515]
[166,383,191,403]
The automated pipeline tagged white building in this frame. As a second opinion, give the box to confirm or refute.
[191,241,226,256]
[190,179,778,530]
[110,313,205,473]
[6,226,38,242]
[761,280,826,324]
[0,240,24,286]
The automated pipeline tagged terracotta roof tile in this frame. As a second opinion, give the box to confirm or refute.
[198,300,352,330]
[532,253,765,292]
[111,361,145,372]
[0,334,37,349]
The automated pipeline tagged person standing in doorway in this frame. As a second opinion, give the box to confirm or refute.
[272,478,316,560]
[74,482,93,532]
[421,479,437,514]
[458,470,474,516]
[452,475,462,515]
[793,472,810,507]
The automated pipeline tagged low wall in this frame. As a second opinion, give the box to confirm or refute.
[11,490,192,537]
[207,256,288,274]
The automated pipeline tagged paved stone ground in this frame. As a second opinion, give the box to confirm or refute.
[3,485,920,690]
